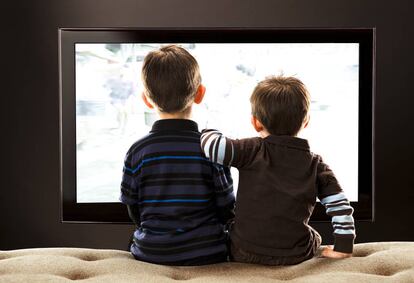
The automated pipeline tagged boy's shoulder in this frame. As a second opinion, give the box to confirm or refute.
[125,128,202,159]
[125,132,153,157]
[308,151,324,163]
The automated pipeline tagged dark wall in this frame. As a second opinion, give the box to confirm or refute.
[3,0,414,250]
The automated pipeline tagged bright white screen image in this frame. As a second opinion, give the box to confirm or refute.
[75,43,359,203]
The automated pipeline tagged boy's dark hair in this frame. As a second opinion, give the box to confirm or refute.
[141,45,201,113]
[250,76,310,136]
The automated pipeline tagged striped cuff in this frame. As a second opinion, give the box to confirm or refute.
[320,193,356,254]
[334,236,354,253]
[200,129,233,166]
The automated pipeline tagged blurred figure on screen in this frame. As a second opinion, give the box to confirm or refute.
[105,73,134,134]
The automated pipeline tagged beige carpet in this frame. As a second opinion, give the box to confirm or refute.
[1,242,414,282]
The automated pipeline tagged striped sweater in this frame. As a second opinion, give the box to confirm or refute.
[201,129,355,255]
[120,120,235,265]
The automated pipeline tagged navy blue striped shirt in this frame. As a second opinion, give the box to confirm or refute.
[120,119,235,265]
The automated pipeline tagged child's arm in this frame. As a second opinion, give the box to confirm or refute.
[200,129,261,168]
[316,155,355,257]
[127,204,140,227]
[212,164,235,225]
[120,151,141,227]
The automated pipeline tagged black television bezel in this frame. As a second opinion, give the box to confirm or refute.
[59,27,375,223]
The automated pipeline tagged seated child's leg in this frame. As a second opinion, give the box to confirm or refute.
[230,228,322,266]
[230,241,275,264]
[310,226,322,257]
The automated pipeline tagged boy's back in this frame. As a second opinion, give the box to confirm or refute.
[201,76,355,265]
[121,119,235,265]
[217,135,339,260]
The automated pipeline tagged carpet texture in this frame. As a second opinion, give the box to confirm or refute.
[1,242,413,282]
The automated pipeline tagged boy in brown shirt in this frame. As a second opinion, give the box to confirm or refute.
[201,76,355,265]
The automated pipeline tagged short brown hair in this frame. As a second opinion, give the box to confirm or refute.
[250,76,310,136]
[141,45,201,113]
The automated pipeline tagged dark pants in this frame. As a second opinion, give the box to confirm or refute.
[230,228,322,265]
[128,234,228,266]
[132,252,228,266]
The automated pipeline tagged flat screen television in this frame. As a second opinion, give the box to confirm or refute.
[59,28,375,223]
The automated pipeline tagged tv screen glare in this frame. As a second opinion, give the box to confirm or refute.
[59,29,374,222]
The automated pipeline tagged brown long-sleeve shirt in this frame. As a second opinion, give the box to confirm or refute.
[201,129,355,256]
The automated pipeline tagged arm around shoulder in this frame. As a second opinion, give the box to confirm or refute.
[200,129,235,166]
[200,129,262,169]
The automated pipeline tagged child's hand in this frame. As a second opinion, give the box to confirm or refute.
[321,246,352,259]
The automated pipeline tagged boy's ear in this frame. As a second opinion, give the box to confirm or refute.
[194,84,206,104]
[251,116,264,133]
[303,114,310,129]
[141,92,154,109]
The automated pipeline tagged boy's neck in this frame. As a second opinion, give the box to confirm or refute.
[259,130,270,138]
[157,109,192,120]
[260,122,306,138]
[259,130,302,139]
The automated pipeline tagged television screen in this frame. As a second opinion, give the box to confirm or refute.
[75,42,359,203]
[60,29,374,222]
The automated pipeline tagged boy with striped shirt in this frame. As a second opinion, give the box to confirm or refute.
[120,45,235,265]
[201,76,355,265]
